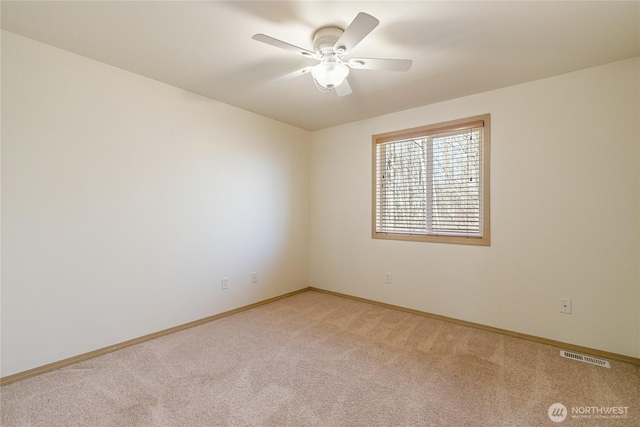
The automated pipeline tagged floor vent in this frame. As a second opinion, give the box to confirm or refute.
[560,350,610,368]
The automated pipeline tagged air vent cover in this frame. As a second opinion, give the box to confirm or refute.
[560,350,610,368]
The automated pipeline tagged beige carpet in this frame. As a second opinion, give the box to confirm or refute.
[1,290,638,426]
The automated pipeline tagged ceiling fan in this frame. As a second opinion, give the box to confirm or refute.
[252,12,412,97]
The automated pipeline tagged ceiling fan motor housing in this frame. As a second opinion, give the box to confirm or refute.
[313,27,344,56]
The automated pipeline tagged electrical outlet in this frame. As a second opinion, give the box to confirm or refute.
[251,272,258,283]
[385,273,392,284]
[559,298,571,314]
[221,277,229,290]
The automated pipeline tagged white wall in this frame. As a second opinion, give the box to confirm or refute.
[1,31,310,377]
[310,58,640,358]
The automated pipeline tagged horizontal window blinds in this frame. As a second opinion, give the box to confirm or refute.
[375,123,484,237]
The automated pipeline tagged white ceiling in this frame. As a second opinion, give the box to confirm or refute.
[2,1,639,131]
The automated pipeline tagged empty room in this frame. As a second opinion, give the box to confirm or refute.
[1,1,639,426]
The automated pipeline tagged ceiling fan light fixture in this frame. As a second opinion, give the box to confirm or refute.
[253,12,411,96]
[311,59,350,89]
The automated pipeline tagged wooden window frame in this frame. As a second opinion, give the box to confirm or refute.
[372,114,491,246]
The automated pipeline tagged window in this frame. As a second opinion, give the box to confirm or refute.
[372,114,490,246]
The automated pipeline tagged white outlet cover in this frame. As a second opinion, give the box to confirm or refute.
[560,298,571,314]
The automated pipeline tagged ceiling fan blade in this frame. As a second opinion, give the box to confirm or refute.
[333,12,379,55]
[348,58,413,72]
[271,66,315,82]
[252,34,317,58]
[334,78,352,97]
